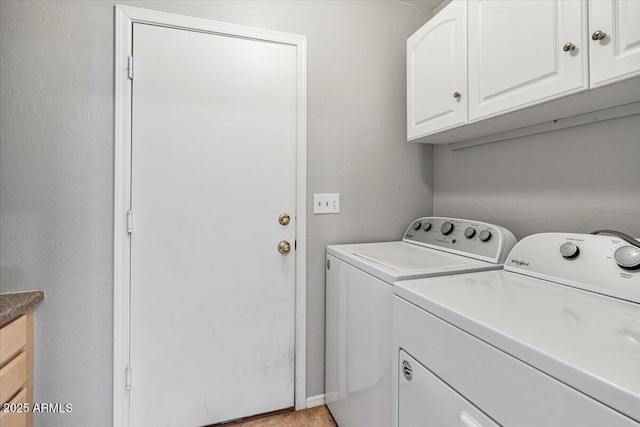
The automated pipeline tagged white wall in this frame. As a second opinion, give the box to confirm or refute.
[433,115,640,239]
[0,1,433,425]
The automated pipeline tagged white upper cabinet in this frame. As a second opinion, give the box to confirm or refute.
[589,0,640,88]
[406,0,640,145]
[407,0,467,140]
[467,0,588,122]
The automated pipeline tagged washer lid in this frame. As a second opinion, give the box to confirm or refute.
[327,242,495,283]
[395,270,640,422]
[350,242,478,271]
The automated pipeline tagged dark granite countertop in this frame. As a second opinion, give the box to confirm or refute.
[0,291,44,327]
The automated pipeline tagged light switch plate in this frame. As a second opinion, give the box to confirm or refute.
[314,193,340,214]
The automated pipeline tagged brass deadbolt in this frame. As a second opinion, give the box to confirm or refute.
[279,213,291,226]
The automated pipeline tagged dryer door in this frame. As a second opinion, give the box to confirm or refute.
[398,350,500,427]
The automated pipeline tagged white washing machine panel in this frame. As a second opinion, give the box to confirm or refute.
[398,350,499,427]
[394,232,640,426]
[402,217,514,263]
[328,241,497,284]
[395,270,640,420]
[325,217,517,427]
[325,254,393,427]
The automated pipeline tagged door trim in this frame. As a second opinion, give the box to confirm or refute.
[113,5,307,426]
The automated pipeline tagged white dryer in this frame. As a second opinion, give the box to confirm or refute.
[394,232,640,427]
[325,217,517,427]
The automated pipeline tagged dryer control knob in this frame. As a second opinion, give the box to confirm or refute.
[423,222,432,231]
[479,230,492,242]
[441,222,454,235]
[560,242,580,258]
[464,227,476,238]
[413,221,422,231]
[614,245,640,269]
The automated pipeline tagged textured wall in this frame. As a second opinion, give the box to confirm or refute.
[433,115,640,239]
[0,1,433,425]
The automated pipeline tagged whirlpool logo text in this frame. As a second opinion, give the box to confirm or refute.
[511,259,530,267]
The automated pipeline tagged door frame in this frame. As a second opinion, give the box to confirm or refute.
[113,5,307,426]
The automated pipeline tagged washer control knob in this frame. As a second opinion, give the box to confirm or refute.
[560,242,580,258]
[464,227,476,238]
[440,222,454,235]
[614,245,640,269]
[423,222,432,231]
[479,230,492,242]
[413,221,422,231]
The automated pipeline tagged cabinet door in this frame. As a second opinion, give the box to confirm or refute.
[589,0,640,88]
[407,0,467,140]
[468,0,588,122]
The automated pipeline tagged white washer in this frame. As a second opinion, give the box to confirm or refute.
[325,217,517,427]
[394,232,640,427]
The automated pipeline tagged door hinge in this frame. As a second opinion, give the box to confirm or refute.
[127,55,134,80]
[126,210,133,233]
[125,364,132,390]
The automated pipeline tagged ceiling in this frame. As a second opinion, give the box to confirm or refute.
[393,0,445,10]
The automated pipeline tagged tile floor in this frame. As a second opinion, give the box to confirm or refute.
[221,405,337,427]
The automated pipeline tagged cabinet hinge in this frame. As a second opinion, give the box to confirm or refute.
[126,210,133,234]
[125,364,132,390]
[127,55,134,80]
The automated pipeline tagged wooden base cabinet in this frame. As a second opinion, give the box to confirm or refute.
[0,310,34,427]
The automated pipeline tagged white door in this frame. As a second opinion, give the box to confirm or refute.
[589,0,640,88]
[468,0,588,122]
[129,23,297,426]
[407,0,467,140]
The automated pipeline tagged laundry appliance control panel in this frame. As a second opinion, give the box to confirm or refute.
[403,217,517,264]
[505,233,640,303]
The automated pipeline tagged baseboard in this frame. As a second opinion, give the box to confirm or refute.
[305,394,326,408]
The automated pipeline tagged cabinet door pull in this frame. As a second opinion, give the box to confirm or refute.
[591,30,606,41]
[563,42,576,52]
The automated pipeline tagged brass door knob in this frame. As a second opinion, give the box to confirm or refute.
[453,91,461,99]
[563,42,576,52]
[278,213,291,226]
[592,30,606,41]
[278,240,291,255]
